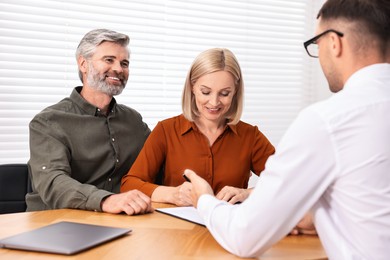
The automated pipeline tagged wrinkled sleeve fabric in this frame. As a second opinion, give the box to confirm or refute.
[251,125,275,175]
[197,108,338,258]
[28,114,111,212]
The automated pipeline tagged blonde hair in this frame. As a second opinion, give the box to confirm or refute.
[182,48,243,125]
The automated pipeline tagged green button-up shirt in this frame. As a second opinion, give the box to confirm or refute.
[26,87,150,212]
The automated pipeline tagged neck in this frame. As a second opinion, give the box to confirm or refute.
[342,51,387,86]
[195,118,226,134]
[80,85,112,114]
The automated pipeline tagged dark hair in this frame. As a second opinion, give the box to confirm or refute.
[318,0,390,47]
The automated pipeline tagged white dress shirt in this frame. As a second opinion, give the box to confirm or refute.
[197,63,390,260]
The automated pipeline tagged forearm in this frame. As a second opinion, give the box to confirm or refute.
[30,164,111,211]
[151,186,177,204]
[197,193,291,258]
[121,175,158,198]
[29,120,111,211]
[151,184,192,206]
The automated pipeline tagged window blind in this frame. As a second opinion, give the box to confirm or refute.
[0,0,323,164]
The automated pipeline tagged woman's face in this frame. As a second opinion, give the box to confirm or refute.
[192,70,236,125]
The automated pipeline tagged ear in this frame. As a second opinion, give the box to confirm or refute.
[77,55,88,73]
[329,32,343,58]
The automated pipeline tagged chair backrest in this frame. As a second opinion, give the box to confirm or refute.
[0,164,31,214]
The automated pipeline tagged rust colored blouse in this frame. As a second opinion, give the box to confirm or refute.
[120,114,275,196]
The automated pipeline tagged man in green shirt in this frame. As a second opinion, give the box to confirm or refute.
[26,29,153,215]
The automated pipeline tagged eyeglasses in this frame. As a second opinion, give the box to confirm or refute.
[303,29,344,58]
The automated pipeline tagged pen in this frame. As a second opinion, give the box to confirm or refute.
[183,173,191,182]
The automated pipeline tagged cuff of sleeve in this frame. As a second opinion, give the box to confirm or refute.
[141,183,159,198]
[197,194,224,225]
[86,190,113,212]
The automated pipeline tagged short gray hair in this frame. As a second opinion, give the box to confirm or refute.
[76,29,130,82]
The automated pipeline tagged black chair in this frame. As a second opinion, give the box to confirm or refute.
[0,164,31,214]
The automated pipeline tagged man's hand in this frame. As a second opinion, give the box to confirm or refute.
[101,190,154,215]
[183,169,214,208]
[216,186,252,204]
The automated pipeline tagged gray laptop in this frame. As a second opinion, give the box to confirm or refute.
[0,221,131,255]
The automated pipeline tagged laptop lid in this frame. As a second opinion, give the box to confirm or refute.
[0,221,131,255]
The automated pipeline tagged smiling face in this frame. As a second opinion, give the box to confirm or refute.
[192,70,236,125]
[82,41,130,96]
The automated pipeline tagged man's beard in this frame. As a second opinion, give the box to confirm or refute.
[86,63,127,96]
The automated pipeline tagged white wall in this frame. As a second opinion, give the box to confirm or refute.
[0,1,329,167]
[248,0,329,187]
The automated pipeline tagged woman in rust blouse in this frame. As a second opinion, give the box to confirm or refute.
[121,48,275,206]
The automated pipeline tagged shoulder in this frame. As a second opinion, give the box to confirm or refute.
[31,97,73,122]
[302,94,348,128]
[234,121,274,146]
[236,120,256,129]
[159,114,183,124]
[150,114,190,136]
[157,114,188,128]
[234,120,263,135]
[115,104,145,121]
[116,103,140,115]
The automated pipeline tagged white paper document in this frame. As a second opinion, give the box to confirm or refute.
[156,206,205,226]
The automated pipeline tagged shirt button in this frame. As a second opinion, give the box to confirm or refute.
[116,159,119,163]
[108,178,112,182]
[112,138,115,142]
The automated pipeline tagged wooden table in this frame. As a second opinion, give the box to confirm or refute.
[0,203,327,259]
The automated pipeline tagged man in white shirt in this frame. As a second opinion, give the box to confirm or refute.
[184,0,390,259]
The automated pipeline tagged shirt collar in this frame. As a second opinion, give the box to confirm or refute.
[71,87,117,116]
[179,114,238,135]
[228,123,238,135]
[343,63,390,91]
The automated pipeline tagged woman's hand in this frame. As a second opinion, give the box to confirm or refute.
[290,212,317,235]
[216,186,252,204]
[171,181,193,206]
